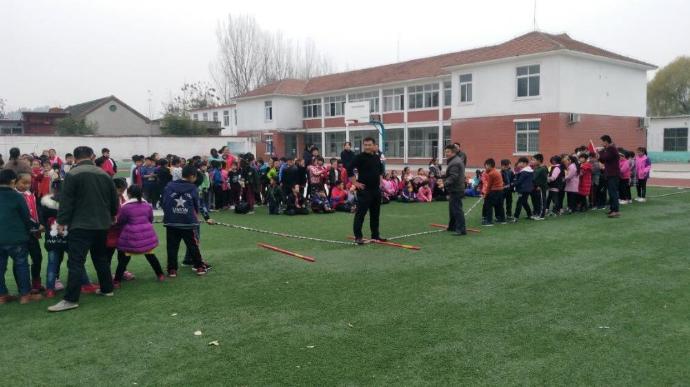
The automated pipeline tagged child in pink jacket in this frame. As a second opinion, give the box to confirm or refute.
[417,182,432,202]
[634,147,651,202]
[618,151,632,204]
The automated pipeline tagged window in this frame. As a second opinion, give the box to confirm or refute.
[265,135,274,154]
[1,126,23,135]
[303,99,321,118]
[664,128,688,151]
[443,81,452,106]
[408,83,439,110]
[350,130,379,153]
[383,88,404,112]
[383,128,404,158]
[348,91,379,113]
[515,121,540,153]
[202,112,208,121]
[284,134,297,158]
[408,127,439,158]
[109,104,117,112]
[304,133,322,150]
[193,113,198,120]
[325,131,346,157]
[223,110,230,126]
[516,65,540,98]
[459,74,473,103]
[264,101,273,121]
[324,95,345,117]
[234,110,238,125]
[213,111,219,122]
[443,126,451,146]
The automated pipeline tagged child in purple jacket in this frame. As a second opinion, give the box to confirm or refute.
[114,185,164,284]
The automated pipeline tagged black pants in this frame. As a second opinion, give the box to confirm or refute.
[482,191,505,223]
[28,235,43,282]
[545,190,559,214]
[114,251,163,281]
[64,229,113,303]
[166,227,203,271]
[566,191,578,212]
[503,190,513,217]
[595,181,608,208]
[448,192,466,233]
[637,178,647,198]
[530,188,546,218]
[607,176,620,212]
[514,192,532,219]
[619,178,631,201]
[213,185,225,209]
[353,189,381,239]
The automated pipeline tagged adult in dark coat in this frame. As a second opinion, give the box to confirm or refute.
[444,144,467,235]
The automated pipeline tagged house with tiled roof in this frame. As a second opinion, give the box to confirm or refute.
[235,31,655,166]
[188,103,238,136]
[64,95,157,135]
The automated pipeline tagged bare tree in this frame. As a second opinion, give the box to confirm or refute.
[211,14,334,103]
[162,81,220,116]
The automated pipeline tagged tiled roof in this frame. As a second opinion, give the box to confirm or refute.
[239,31,654,99]
[65,95,150,123]
[188,103,237,112]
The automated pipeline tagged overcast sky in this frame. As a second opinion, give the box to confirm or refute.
[1,0,688,117]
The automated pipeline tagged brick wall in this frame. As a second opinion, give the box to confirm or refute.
[451,113,645,168]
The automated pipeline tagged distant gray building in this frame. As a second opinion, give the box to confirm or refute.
[65,95,159,135]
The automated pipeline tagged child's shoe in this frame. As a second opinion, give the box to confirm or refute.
[122,271,135,281]
[167,269,177,278]
[31,278,45,293]
[157,274,166,282]
[481,220,494,227]
[0,294,17,304]
[81,284,99,294]
[45,289,56,299]
[112,280,121,289]
[195,266,208,276]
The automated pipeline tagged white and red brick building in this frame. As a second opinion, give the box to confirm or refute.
[235,31,655,167]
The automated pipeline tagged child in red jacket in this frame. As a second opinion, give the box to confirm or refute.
[577,153,592,211]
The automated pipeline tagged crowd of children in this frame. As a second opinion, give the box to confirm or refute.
[0,137,653,308]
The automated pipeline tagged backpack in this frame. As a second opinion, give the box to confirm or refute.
[234,201,250,214]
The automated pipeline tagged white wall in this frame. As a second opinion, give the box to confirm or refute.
[237,96,303,131]
[648,117,690,152]
[558,56,648,117]
[451,55,561,119]
[450,53,649,119]
[0,136,255,161]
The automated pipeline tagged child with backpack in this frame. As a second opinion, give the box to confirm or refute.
[511,157,535,222]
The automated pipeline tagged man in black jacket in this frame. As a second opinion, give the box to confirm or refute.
[444,144,467,235]
[340,141,355,170]
[48,146,118,312]
[347,137,385,245]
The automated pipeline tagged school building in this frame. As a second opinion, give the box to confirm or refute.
[646,116,690,163]
[234,31,655,167]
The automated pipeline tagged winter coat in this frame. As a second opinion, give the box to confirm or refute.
[619,158,632,180]
[162,180,202,229]
[564,163,580,193]
[598,144,620,177]
[116,199,159,254]
[635,155,651,180]
[444,154,466,193]
[578,162,592,196]
[514,166,535,193]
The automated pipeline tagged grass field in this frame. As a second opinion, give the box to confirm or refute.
[1,187,689,385]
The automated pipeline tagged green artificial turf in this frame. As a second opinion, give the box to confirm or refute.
[1,188,689,385]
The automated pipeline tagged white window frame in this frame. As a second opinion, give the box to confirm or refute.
[348,91,380,113]
[264,101,273,122]
[407,83,439,110]
[265,134,274,154]
[202,112,208,121]
[514,118,541,155]
[383,88,405,112]
[443,81,452,107]
[324,95,346,117]
[459,73,473,104]
[193,113,198,120]
[213,111,219,122]
[516,64,540,99]
[302,99,322,119]
[223,110,230,126]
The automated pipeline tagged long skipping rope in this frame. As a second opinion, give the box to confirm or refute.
[388,197,484,241]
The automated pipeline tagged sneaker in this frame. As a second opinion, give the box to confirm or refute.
[371,237,388,242]
[453,231,467,236]
[112,280,121,289]
[95,289,114,297]
[509,218,518,223]
[195,266,208,276]
[497,219,508,225]
[627,200,633,204]
[19,294,42,304]
[248,211,255,215]
[157,274,166,282]
[608,211,621,218]
[54,279,64,291]
[45,289,56,299]
[31,278,45,293]
[531,216,544,221]
[0,294,17,304]
[354,238,366,245]
[167,269,177,278]
[638,198,646,203]
[81,284,99,294]
[229,206,235,210]
[481,221,494,227]
[122,271,135,281]
[48,300,79,312]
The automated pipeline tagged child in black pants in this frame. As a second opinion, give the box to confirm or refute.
[162,165,214,277]
[511,157,534,222]
[500,159,514,220]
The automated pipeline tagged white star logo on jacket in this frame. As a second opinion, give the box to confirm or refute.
[174,197,186,207]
